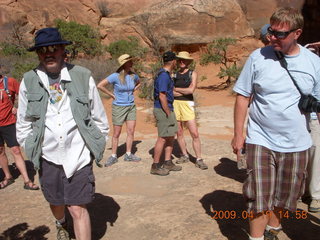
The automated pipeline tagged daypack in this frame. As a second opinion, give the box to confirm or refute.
[172,70,193,86]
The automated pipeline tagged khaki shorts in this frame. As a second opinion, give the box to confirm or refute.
[173,100,195,121]
[243,144,308,213]
[153,108,178,137]
[112,104,136,126]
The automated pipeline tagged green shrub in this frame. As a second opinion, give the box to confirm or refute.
[55,19,102,58]
[106,36,148,58]
[200,37,241,86]
[1,42,28,56]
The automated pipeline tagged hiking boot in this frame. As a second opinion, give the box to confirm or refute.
[195,159,208,170]
[264,229,281,240]
[56,221,70,240]
[163,160,182,171]
[309,199,320,212]
[124,153,141,162]
[150,163,170,176]
[105,155,118,167]
[176,155,189,164]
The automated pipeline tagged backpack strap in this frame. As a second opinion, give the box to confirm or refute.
[3,76,13,103]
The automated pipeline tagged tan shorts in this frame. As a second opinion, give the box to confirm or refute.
[153,108,178,137]
[112,104,136,125]
[173,100,195,121]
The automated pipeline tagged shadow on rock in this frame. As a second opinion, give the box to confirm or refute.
[200,190,249,240]
[90,193,121,239]
[0,222,50,240]
[116,140,142,158]
[0,160,37,182]
[214,157,247,183]
[281,209,320,240]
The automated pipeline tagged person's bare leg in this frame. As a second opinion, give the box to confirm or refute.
[164,137,174,161]
[186,119,201,159]
[50,204,66,221]
[112,125,122,155]
[125,120,136,153]
[68,205,91,240]
[176,121,188,156]
[249,212,269,238]
[0,146,13,183]
[153,137,166,164]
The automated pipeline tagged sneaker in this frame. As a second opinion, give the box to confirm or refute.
[56,221,70,240]
[309,199,320,212]
[124,153,141,162]
[176,155,189,164]
[150,163,170,176]
[195,159,208,170]
[105,155,118,167]
[163,160,182,171]
[264,229,281,240]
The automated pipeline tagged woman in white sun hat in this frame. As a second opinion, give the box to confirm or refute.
[173,51,208,170]
[98,54,141,167]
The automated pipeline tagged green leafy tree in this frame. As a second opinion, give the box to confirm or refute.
[200,38,242,87]
[54,19,102,58]
[106,36,148,58]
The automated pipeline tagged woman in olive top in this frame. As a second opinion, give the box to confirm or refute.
[98,54,141,167]
[173,51,208,170]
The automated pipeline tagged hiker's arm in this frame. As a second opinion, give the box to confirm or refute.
[159,92,171,117]
[231,94,250,155]
[97,78,115,99]
[174,71,197,95]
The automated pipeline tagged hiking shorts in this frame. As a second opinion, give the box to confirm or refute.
[112,104,136,126]
[173,100,195,121]
[243,144,308,213]
[0,123,19,147]
[153,108,178,137]
[39,158,95,206]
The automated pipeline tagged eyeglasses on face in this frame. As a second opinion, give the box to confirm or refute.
[36,45,61,54]
[267,27,297,39]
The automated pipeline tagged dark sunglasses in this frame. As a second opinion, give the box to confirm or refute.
[267,27,297,39]
[36,45,61,54]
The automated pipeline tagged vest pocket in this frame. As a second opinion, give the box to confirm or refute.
[26,93,43,119]
[76,95,90,118]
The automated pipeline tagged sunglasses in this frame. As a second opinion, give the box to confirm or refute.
[36,45,61,54]
[267,27,297,39]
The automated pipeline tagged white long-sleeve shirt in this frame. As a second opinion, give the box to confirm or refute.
[16,66,109,178]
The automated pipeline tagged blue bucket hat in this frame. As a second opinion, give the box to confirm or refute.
[28,27,72,51]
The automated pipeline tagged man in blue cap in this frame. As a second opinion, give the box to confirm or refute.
[16,28,109,240]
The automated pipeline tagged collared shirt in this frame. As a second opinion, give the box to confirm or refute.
[17,66,109,178]
[154,68,174,110]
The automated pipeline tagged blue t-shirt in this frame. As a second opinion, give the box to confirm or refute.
[107,72,139,106]
[154,69,174,110]
[233,45,320,152]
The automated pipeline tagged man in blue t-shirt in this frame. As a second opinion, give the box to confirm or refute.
[232,7,320,240]
[151,51,182,176]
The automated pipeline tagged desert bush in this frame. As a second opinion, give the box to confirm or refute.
[96,1,110,17]
[55,19,102,58]
[200,38,242,87]
[106,36,148,59]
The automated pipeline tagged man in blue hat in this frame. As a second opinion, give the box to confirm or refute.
[16,28,109,240]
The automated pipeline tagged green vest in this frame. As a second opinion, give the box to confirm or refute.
[23,63,106,169]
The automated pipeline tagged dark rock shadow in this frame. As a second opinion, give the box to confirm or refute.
[214,157,247,183]
[65,193,121,240]
[0,222,50,240]
[0,160,37,182]
[281,209,320,240]
[107,140,141,158]
[200,190,249,240]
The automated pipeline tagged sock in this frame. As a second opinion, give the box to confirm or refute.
[56,216,65,225]
[196,158,202,161]
[126,152,131,156]
[249,236,264,240]
[111,154,117,158]
[266,224,282,231]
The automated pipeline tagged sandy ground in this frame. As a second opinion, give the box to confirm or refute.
[1,62,320,239]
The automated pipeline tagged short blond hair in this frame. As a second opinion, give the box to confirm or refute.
[270,7,304,30]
